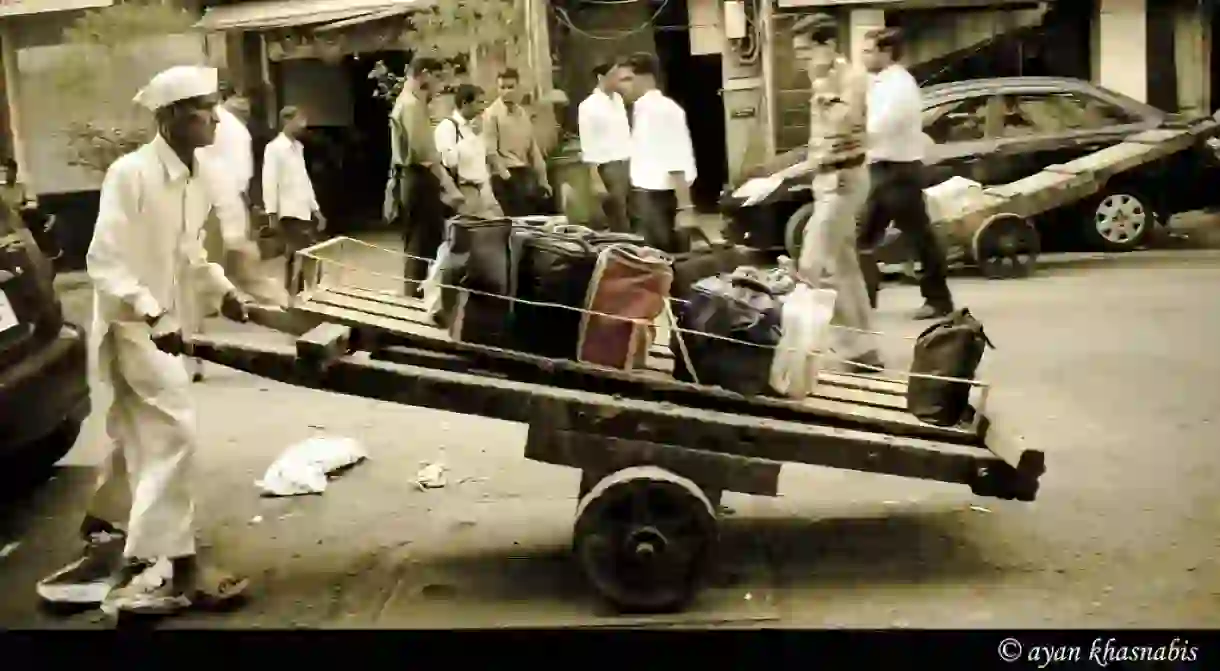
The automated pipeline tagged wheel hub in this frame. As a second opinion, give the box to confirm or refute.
[1096,195,1145,243]
[626,527,668,561]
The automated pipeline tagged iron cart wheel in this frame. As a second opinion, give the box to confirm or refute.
[971,213,1040,279]
[783,201,815,260]
[573,466,719,613]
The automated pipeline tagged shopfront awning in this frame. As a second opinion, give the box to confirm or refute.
[195,0,431,32]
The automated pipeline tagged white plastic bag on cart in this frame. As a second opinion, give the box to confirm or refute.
[256,436,369,497]
[923,176,985,222]
[769,284,837,399]
[421,229,453,319]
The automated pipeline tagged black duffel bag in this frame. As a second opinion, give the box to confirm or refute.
[671,242,758,301]
[907,308,995,426]
[435,215,515,346]
[671,270,784,395]
[512,230,599,359]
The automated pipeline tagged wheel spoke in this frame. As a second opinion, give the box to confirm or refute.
[628,486,652,524]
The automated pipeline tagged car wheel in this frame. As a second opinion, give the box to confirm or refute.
[1,418,83,486]
[1086,188,1154,252]
[783,201,815,260]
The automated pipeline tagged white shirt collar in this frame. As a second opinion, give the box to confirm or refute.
[151,134,192,182]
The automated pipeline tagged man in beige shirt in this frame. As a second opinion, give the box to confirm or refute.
[388,56,464,294]
[483,68,552,216]
[769,13,881,372]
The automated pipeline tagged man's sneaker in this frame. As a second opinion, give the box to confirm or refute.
[36,530,128,605]
[913,303,953,321]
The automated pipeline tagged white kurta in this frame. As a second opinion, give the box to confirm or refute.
[85,135,236,561]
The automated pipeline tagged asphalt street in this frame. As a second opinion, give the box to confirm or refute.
[1,227,1218,629]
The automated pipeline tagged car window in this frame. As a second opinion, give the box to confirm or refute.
[999,92,1143,138]
[922,97,992,144]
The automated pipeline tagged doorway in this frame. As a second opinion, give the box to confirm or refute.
[653,0,728,212]
[334,51,407,231]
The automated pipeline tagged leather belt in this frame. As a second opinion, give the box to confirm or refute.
[816,155,865,174]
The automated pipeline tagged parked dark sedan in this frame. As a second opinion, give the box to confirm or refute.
[723,77,1220,257]
[0,202,89,480]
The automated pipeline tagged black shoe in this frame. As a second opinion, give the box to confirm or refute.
[913,303,953,321]
[36,530,129,605]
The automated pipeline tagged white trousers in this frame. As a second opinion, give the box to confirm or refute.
[797,166,878,360]
[87,323,199,560]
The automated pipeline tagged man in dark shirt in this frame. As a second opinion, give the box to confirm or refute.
[388,56,464,295]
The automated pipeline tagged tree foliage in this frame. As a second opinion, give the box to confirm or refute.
[368,0,529,103]
[52,0,199,174]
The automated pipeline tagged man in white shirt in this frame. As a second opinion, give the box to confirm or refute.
[434,84,502,217]
[577,61,632,232]
[621,52,698,253]
[859,27,955,320]
[186,90,283,382]
[36,66,251,615]
[263,106,326,295]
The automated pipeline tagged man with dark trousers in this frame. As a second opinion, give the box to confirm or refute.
[621,52,699,253]
[388,56,464,295]
[858,27,955,320]
[578,60,632,232]
[484,68,552,216]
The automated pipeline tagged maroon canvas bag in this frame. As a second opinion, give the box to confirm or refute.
[577,244,673,370]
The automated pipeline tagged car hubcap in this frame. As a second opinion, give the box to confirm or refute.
[1095,195,1146,244]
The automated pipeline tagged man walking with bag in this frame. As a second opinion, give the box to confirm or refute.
[859,28,955,320]
[577,61,632,232]
[36,66,252,616]
[388,56,464,293]
[434,84,502,217]
[263,106,326,295]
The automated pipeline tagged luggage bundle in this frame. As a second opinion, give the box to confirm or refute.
[427,215,674,370]
[670,266,837,399]
[430,215,516,347]
[578,244,673,370]
[907,308,995,426]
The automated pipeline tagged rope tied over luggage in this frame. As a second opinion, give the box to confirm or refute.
[294,236,991,391]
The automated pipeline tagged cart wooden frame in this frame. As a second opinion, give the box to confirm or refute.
[188,237,1046,613]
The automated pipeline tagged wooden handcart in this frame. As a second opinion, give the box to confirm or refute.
[188,237,1046,613]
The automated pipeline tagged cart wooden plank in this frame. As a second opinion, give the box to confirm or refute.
[983,170,1099,218]
[1044,142,1167,181]
[292,291,982,446]
[189,334,1039,497]
[320,285,913,398]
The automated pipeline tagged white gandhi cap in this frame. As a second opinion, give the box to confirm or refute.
[133,65,219,111]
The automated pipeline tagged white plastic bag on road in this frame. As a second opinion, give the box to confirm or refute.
[256,436,369,497]
[769,284,837,399]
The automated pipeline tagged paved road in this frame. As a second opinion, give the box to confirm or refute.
[2,248,1218,629]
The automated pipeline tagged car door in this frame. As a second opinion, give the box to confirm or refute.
[989,89,1155,184]
[921,94,1007,186]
